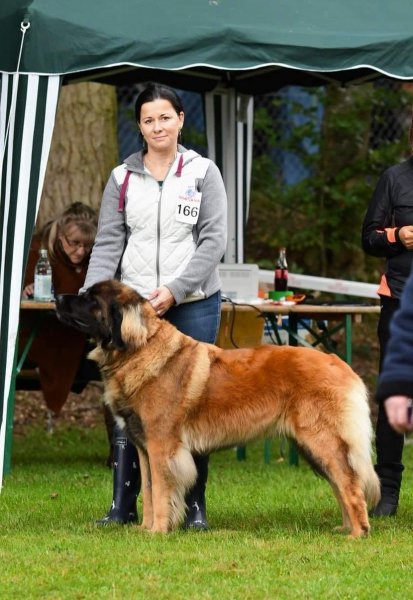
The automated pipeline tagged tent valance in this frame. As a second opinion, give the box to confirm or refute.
[3,0,413,92]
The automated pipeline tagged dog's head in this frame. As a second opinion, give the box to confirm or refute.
[55,280,153,351]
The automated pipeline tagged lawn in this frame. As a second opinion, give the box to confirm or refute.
[2,421,413,600]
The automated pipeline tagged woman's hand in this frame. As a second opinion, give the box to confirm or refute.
[148,286,175,316]
[385,395,413,434]
[22,283,34,299]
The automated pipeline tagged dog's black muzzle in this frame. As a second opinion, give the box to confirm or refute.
[55,293,95,333]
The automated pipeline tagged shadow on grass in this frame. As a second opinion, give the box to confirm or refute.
[209,505,339,537]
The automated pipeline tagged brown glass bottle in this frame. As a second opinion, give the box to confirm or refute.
[274,247,288,291]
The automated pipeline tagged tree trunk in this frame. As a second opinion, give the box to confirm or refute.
[37,82,119,228]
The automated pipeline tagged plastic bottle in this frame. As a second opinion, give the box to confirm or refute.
[274,247,288,291]
[34,248,53,301]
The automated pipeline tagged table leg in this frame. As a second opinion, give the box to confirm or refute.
[264,313,285,345]
[288,314,299,347]
[344,314,352,364]
[236,446,247,461]
[264,439,271,464]
[3,314,45,477]
[287,315,299,466]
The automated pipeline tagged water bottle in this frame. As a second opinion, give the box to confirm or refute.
[274,247,288,291]
[34,248,53,301]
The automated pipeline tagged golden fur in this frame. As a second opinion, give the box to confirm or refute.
[56,280,380,537]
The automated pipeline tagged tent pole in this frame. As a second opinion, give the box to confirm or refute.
[205,89,253,264]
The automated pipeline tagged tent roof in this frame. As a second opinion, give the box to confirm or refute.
[2,0,413,92]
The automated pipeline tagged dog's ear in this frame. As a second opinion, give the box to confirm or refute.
[102,301,126,350]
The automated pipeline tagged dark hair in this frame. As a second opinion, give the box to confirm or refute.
[134,83,184,122]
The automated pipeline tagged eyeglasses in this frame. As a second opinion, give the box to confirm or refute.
[62,234,93,252]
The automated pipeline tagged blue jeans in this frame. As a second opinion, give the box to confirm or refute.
[163,291,221,344]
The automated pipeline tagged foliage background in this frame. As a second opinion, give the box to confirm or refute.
[246,81,413,283]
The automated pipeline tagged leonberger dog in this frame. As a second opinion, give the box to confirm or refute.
[55,280,380,537]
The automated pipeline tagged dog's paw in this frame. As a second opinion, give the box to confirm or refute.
[149,522,172,534]
[137,521,153,531]
[347,526,370,539]
[332,525,350,535]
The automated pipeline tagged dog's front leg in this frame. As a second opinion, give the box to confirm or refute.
[148,443,197,533]
[147,445,180,533]
[137,447,153,530]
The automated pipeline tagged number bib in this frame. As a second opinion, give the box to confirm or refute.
[176,185,202,224]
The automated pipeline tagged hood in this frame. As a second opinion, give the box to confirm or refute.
[123,145,201,174]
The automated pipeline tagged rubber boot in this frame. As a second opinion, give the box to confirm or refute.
[370,465,403,517]
[183,454,209,530]
[370,401,404,517]
[96,424,141,525]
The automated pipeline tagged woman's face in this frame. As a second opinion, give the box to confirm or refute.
[138,98,184,154]
[59,224,93,265]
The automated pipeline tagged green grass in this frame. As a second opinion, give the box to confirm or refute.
[2,426,413,599]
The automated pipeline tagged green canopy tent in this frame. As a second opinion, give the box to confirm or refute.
[2,0,413,484]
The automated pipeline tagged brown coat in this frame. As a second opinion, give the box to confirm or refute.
[19,235,91,413]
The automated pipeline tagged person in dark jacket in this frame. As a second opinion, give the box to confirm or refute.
[376,266,413,435]
[361,117,413,516]
[20,202,98,421]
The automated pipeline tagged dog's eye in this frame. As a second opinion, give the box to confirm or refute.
[84,295,100,310]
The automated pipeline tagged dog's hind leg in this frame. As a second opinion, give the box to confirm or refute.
[330,483,351,534]
[297,434,370,538]
[137,447,153,531]
[328,465,370,538]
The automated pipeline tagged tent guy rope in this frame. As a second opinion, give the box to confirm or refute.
[0,19,30,169]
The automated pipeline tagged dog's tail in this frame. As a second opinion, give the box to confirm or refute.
[343,378,380,508]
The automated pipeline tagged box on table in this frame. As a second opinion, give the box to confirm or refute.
[217,310,264,349]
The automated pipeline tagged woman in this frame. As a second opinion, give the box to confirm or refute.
[82,83,227,529]
[361,112,413,516]
[20,202,98,420]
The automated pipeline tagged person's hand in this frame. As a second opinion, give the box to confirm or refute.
[148,286,175,316]
[398,225,413,250]
[384,395,413,434]
[22,283,34,299]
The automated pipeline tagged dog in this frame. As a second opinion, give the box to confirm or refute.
[55,280,380,537]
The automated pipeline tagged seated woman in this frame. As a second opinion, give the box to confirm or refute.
[20,202,99,427]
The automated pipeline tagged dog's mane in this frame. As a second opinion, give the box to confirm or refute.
[119,302,150,350]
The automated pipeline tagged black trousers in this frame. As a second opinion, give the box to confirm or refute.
[375,296,404,472]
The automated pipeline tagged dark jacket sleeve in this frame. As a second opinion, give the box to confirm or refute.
[361,170,405,258]
[376,267,413,402]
